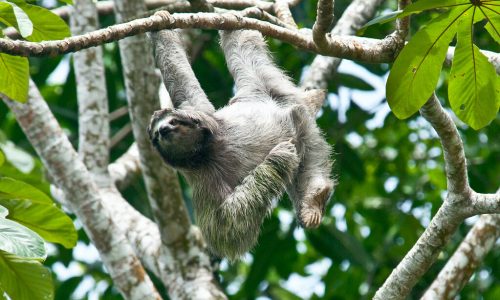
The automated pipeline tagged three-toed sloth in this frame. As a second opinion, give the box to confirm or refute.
[148,29,335,260]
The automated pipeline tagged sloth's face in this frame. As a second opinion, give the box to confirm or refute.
[148,109,213,168]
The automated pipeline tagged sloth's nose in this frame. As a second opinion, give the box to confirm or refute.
[159,124,175,137]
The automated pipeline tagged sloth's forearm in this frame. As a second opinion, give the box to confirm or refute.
[150,30,215,113]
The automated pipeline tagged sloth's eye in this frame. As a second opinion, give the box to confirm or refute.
[193,119,200,125]
[170,119,179,126]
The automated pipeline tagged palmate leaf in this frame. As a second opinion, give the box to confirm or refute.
[386,7,466,118]
[0,178,77,248]
[0,250,53,300]
[0,53,29,102]
[449,7,500,129]
[361,0,469,29]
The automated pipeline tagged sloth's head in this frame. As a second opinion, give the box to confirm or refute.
[148,108,217,169]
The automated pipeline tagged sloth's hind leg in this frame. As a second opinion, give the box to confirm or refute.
[287,105,335,228]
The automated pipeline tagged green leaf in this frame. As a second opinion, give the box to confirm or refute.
[4,1,33,37]
[482,8,500,45]
[337,73,375,91]
[0,53,29,102]
[0,250,53,300]
[360,10,402,31]
[9,1,70,42]
[386,7,466,119]
[0,150,4,168]
[362,0,471,31]
[58,0,74,5]
[0,178,77,248]
[400,0,470,18]
[2,199,77,248]
[449,8,500,129]
[0,217,45,259]
[0,177,53,204]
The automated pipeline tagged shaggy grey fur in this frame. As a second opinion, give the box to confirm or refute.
[148,29,335,260]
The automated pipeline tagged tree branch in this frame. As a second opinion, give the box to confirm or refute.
[0,11,401,63]
[301,0,383,89]
[70,0,110,180]
[374,94,489,299]
[422,211,500,299]
[274,0,297,28]
[2,81,161,300]
[419,94,469,195]
[312,0,335,49]
[108,143,141,190]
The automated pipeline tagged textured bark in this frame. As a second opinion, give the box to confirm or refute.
[3,82,161,300]
[422,213,500,300]
[108,143,141,190]
[420,95,469,195]
[274,0,297,28]
[312,0,335,49]
[70,0,110,181]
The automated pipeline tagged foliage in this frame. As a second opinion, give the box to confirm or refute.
[0,147,76,300]
[376,0,500,129]
[0,0,70,102]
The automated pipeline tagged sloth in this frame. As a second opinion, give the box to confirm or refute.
[148,29,335,260]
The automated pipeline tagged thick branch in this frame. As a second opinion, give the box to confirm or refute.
[301,0,384,89]
[419,94,469,195]
[0,11,401,63]
[470,191,500,215]
[312,0,335,48]
[374,201,467,300]
[2,82,161,300]
[422,212,500,300]
[108,143,141,190]
[70,0,110,179]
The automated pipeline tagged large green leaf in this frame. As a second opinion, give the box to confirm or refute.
[386,8,466,119]
[0,178,77,248]
[0,177,53,204]
[449,8,500,129]
[2,199,77,248]
[0,250,53,300]
[362,0,470,29]
[0,151,4,168]
[0,53,28,102]
[0,217,46,259]
[0,2,32,37]
[399,0,469,18]
[9,1,70,42]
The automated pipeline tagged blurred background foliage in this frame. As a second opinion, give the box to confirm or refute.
[0,0,499,299]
